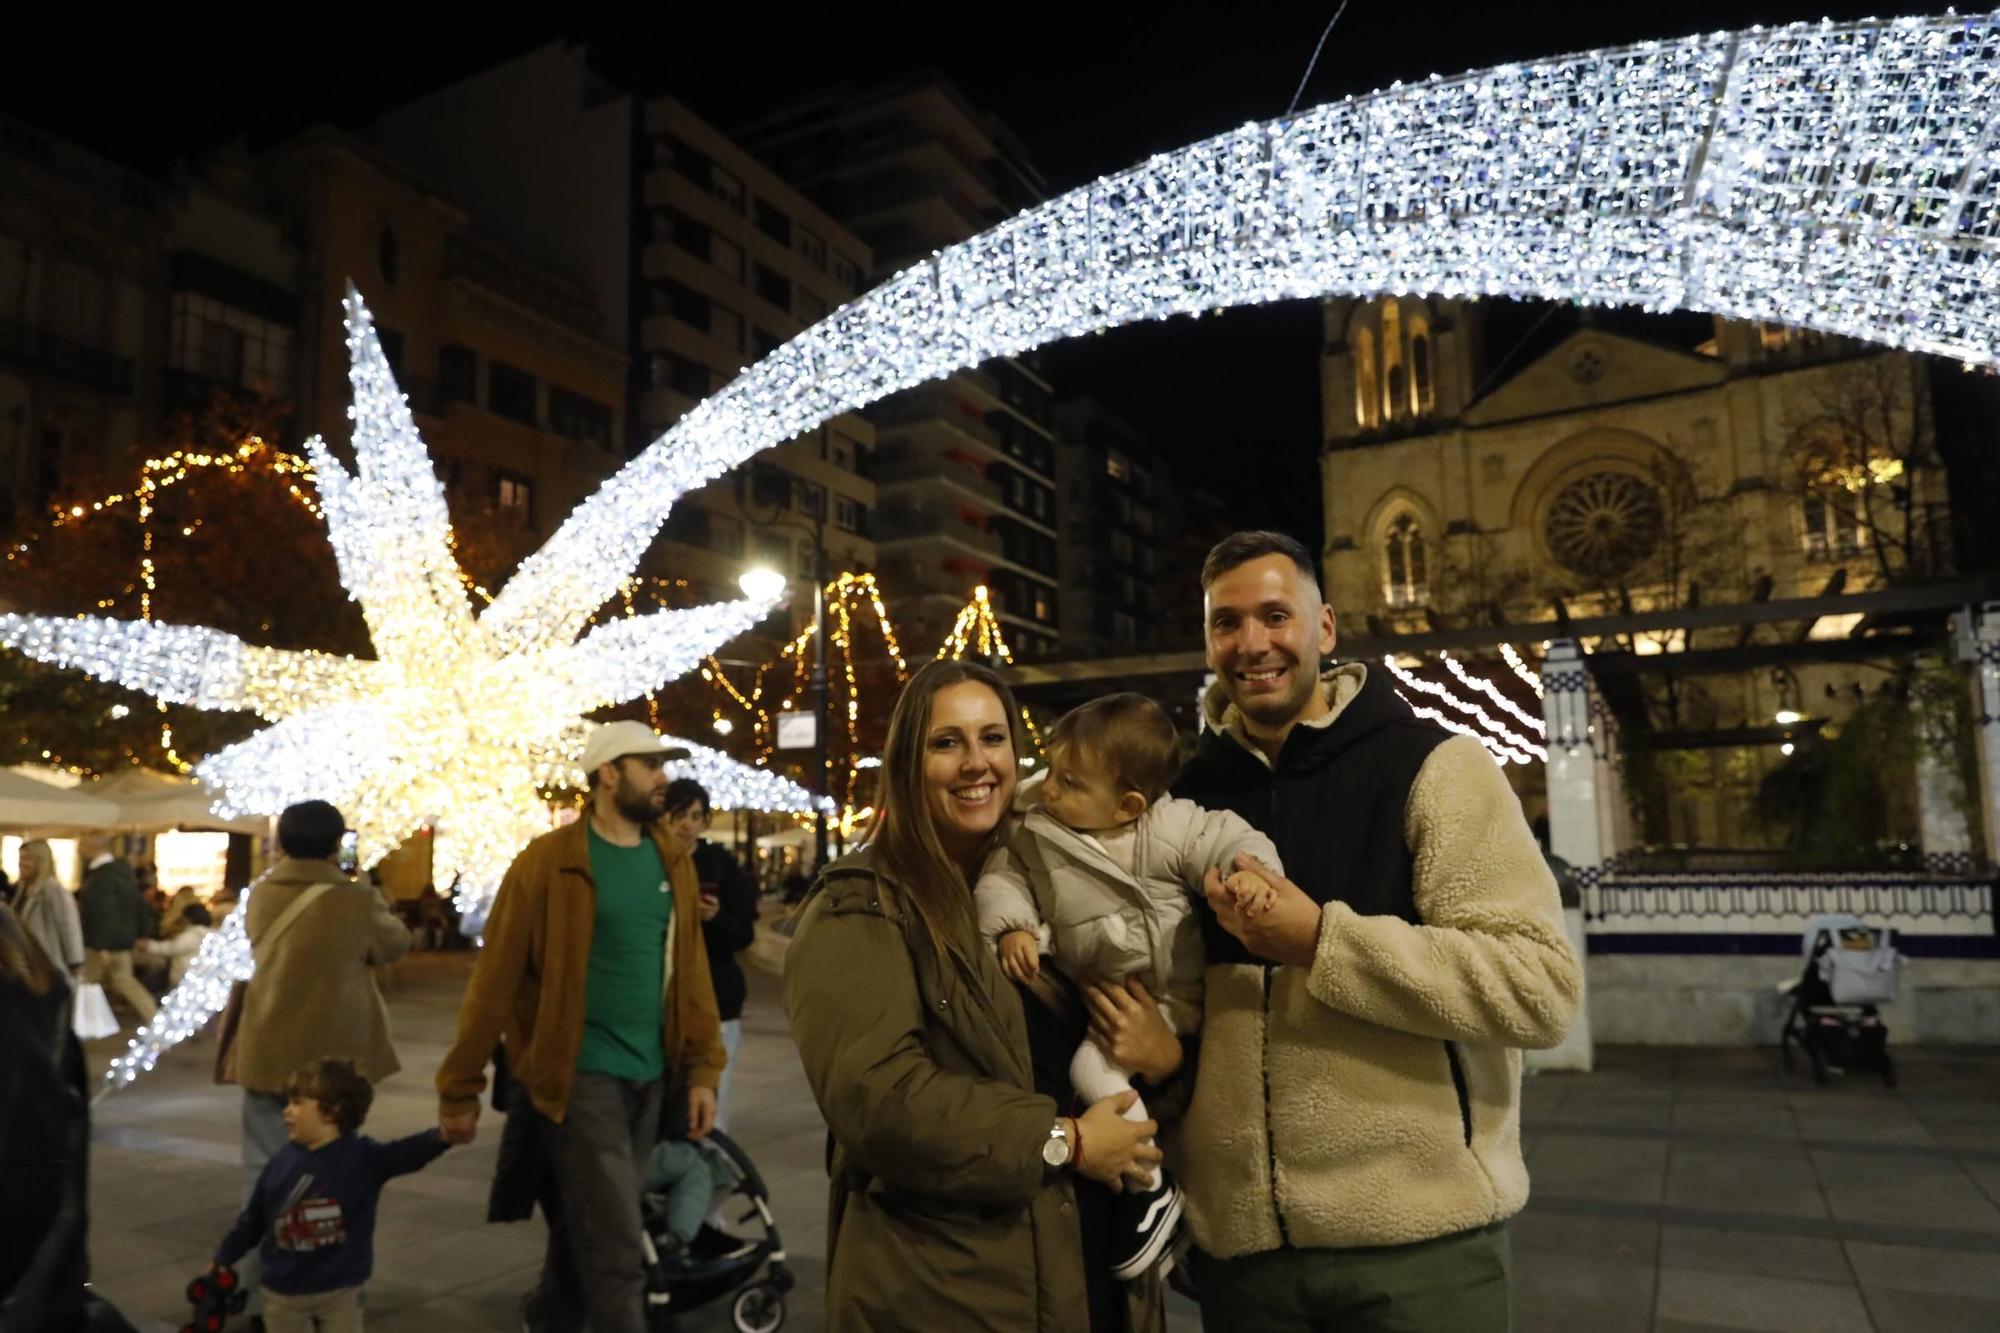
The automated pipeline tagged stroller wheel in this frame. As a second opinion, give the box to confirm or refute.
[1780,1031,1798,1075]
[732,1280,786,1333]
[1881,1053,1897,1089]
[1810,1043,1830,1086]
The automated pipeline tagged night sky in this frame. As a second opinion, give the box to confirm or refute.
[8,1,1904,543]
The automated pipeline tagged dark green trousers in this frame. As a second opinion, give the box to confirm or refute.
[1189,1223,1511,1332]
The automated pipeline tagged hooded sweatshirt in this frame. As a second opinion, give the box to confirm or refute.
[1165,662,1581,1257]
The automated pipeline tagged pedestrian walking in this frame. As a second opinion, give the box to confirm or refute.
[212,1058,449,1332]
[785,660,1165,1332]
[435,720,727,1333]
[12,840,84,983]
[233,800,412,1317]
[75,835,156,1024]
[663,778,757,1130]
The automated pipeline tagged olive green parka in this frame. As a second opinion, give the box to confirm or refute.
[784,850,1162,1333]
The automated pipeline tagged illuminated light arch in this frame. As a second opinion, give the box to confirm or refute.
[494,13,1999,662]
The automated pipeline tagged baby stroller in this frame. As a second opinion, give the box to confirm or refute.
[1778,913,1901,1088]
[641,1127,793,1331]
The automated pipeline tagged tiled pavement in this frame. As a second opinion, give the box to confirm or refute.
[78,948,2000,1332]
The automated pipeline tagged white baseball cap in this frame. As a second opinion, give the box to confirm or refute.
[580,721,690,774]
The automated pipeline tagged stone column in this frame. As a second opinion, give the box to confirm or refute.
[1917,651,1977,874]
[1533,638,1595,1072]
[1967,603,2000,869]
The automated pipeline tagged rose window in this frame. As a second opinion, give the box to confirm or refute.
[1543,471,1664,579]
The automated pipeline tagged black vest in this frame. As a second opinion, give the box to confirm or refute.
[1174,666,1451,967]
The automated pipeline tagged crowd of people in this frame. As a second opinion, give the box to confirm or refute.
[1,528,1581,1332]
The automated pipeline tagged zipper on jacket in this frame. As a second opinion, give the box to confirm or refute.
[1443,1040,1473,1146]
[1260,964,1292,1247]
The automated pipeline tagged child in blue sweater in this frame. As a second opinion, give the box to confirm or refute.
[212,1058,449,1331]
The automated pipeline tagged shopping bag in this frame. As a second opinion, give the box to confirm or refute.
[73,981,119,1040]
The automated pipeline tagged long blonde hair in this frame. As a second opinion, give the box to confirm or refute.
[16,839,57,891]
[866,659,1025,962]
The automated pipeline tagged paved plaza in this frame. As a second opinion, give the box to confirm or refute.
[78,945,2000,1332]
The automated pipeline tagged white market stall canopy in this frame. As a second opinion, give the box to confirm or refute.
[85,767,267,835]
[0,768,118,831]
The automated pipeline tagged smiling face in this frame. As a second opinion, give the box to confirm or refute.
[1204,552,1337,741]
[921,680,1018,867]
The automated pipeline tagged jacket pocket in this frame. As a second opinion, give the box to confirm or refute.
[1443,1041,1472,1146]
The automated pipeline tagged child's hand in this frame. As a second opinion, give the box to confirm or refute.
[998,929,1041,983]
[1224,869,1278,918]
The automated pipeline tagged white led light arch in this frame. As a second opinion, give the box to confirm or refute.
[496,12,2000,654]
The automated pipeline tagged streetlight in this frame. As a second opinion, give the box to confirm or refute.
[738,490,834,872]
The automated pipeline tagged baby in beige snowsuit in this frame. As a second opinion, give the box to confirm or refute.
[975,693,1280,1194]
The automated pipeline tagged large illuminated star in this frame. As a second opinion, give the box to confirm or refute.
[0,288,824,918]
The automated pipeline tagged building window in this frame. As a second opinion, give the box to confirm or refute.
[439,343,476,402]
[793,477,826,520]
[1106,451,1128,480]
[1408,312,1435,415]
[832,252,862,290]
[496,471,534,523]
[828,430,860,471]
[796,288,827,324]
[710,234,745,283]
[798,227,827,272]
[710,165,746,216]
[661,280,710,334]
[752,327,783,359]
[488,360,537,425]
[1383,511,1429,608]
[754,199,792,247]
[549,386,614,449]
[1353,326,1380,429]
[753,263,791,313]
[168,293,293,396]
[668,210,710,261]
[1802,489,1866,561]
[654,352,711,398]
[833,494,861,531]
[710,303,745,357]
[1380,302,1405,423]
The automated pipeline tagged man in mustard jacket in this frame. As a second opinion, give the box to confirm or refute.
[436,721,727,1333]
[1167,532,1582,1331]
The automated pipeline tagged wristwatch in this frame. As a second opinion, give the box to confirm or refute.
[1042,1119,1073,1168]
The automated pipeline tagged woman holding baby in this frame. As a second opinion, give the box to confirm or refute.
[783,659,1178,1332]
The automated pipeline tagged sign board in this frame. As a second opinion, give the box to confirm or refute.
[776,710,818,751]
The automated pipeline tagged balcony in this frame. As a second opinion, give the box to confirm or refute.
[0,316,136,396]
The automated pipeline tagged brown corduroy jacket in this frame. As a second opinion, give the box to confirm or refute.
[435,816,726,1125]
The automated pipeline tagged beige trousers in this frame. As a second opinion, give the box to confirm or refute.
[83,949,157,1022]
[263,1284,363,1332]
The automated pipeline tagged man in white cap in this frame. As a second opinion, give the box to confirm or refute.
[435,720,727,1333]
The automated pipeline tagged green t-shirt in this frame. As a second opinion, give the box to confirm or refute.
[576,826,674,1081]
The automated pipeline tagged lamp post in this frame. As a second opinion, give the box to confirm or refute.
[738,496,833,873]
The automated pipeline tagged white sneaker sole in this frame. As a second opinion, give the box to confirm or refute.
[1110,1188,1185,1282]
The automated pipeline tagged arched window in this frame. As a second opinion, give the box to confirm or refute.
[1408,311,1435,415]
[1383,511,1428,608]
[1380,303,1405,422]
[1353,326,1380,429]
